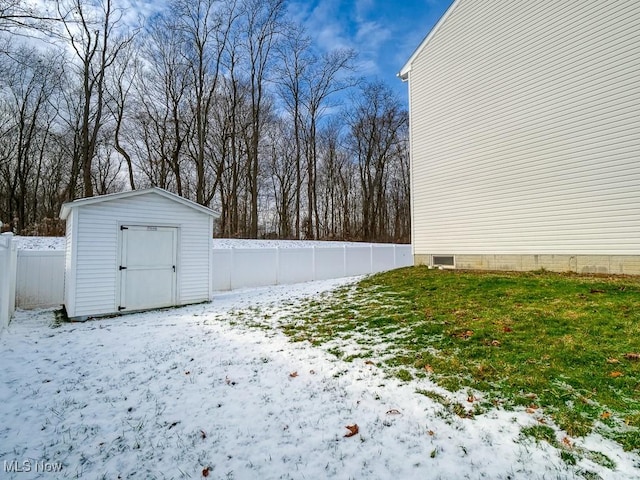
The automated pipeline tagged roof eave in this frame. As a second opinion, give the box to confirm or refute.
[397,0,462,82]
[58,187,219,220]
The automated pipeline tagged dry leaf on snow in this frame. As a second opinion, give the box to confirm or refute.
[386,409,401,415]
[344,424,359,437]
[289,371,298,378]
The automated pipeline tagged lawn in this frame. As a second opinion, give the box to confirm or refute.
[276,267,640,455]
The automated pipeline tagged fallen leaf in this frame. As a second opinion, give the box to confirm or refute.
[606,358,620,364]
[364,360,375,365]
[502,326,513,333]
[536,418,547,424]
[424,364,434,373]
[344,424,359,438]
[202,466,211,477]
[427,430,435,436]
[289,371,298,378]
[386,409,401,415]
[610,371,623,378]
[590,288,605,294]
[562,437,573,448]
[601,412,611,420]
[467,395,476,403]
[200,429,207,439]
[624,353,640,361]
[490,340,501,347]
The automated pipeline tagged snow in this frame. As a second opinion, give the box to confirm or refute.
[1,279,638,479]
[12,236,382,251]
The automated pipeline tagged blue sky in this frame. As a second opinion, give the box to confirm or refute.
[287,0,455,104]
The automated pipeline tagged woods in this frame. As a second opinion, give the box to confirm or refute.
[0,0,410,242]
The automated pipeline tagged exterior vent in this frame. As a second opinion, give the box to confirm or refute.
[432,255,455,268]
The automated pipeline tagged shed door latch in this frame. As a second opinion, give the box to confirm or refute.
[118,306,126,311]
[119,266,127,270]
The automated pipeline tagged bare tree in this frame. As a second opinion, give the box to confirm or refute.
[0,0,60,36]
[0,45,62,233]
[302,48,357,239]
[240,0,285,237]
[274,25,311,239]
[346,81,408,241]
[58,0,135,199]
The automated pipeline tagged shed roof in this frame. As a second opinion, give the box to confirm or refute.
[398,0,462,81]
[59,187,219,220]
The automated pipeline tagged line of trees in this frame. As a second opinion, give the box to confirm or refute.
[0,0,410,242]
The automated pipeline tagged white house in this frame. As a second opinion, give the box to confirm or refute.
[399,1,640,274]
[60,187,217,320]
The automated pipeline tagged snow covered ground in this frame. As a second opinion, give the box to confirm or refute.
[12,236,376,251]
[1,278,637,479]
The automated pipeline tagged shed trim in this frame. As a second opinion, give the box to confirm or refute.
[60,187,219,220]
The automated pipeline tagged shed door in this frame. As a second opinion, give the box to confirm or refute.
[119,225,177,311]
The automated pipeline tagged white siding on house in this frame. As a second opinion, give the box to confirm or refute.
[406,0,640,255]
[71,192,212,318]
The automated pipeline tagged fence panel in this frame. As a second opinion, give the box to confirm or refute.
[231,248,278,289]
[278,248,314,285]
[211,249,233,291]
[314,247,346,281]
[16,251,65,309]
[345,246,373,276]
[395,245,413,267]
[372,245,396,273]
[0,233,17,331]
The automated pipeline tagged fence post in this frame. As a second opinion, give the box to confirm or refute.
[8,237,16,316]
[370,244,374,273]
[343,245,347,278]
[229,247,235,290]
[0,232,15,332]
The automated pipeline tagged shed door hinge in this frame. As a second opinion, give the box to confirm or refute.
[118,306,126,311]
[119,266,127,270]
[120,225,128,230]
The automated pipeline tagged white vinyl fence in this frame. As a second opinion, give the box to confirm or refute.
[0,233,18,332]
[212,244,412,291]
[16,250,65,309]
[8,243,413,318]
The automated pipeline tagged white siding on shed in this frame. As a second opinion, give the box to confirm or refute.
[404,1,640,256]
[62,189,215,319]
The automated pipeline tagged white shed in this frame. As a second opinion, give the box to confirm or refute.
[59,187,217,320]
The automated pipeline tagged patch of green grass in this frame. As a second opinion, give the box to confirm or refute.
[284,267,640,452]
